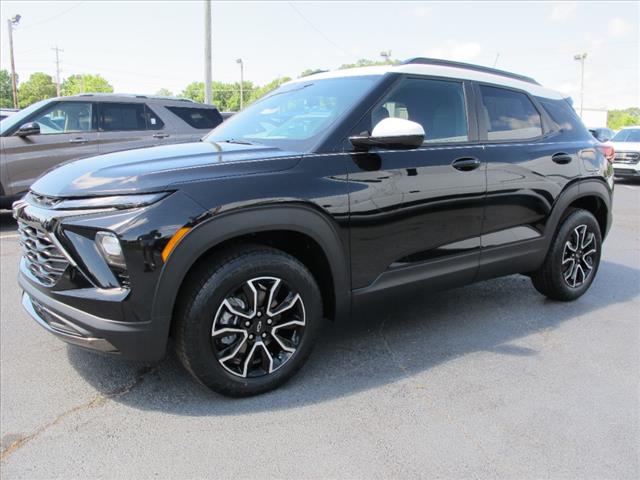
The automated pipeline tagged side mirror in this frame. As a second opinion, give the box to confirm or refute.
[350,117,424,150]
[16,122,40,137]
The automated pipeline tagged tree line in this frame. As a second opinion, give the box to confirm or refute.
[0,61,637,130]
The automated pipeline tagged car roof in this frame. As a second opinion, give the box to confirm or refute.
[55,93,218,108]
[286,59,565,100]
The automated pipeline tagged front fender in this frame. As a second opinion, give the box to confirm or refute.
[149,203,350,344]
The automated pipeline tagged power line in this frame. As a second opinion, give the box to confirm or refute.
[287,2,350,57]
[19,2,85,30]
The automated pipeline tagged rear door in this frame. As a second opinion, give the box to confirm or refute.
[476,84,583,278]
[2,101,98,195]
[97,102,171,154]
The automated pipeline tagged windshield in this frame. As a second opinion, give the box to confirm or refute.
[611,128,640,142]
[0,98,52,135]
[205,76,379,152]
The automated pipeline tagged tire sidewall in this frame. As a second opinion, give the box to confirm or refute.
[549,210,602,299]
[183,250,322,395]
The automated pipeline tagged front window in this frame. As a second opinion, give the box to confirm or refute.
[32,102,94,135]
[612,129,640,142]
[205,76,379,152]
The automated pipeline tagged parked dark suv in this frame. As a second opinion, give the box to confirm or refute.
[1,94,223,208]
[14,59,613,396]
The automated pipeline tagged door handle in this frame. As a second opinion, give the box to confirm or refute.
[452,157,481,171]
[69,137,87,144]
[552,152,572,164]
[153,132,170,139]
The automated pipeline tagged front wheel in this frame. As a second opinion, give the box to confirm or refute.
[531,209,602,301]
[174,246,323,397]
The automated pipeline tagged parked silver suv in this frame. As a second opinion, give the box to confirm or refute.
[0,94,223,208]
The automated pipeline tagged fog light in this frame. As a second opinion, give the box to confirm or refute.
[95,231,126,269]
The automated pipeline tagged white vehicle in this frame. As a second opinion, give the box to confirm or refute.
[609,126,640,181]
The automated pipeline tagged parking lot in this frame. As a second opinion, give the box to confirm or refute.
[0,181,638,479]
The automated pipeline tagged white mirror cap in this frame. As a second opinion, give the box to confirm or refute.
[371,117,425,138]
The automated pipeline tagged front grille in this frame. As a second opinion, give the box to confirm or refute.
[614,151,640,164]
[18,221,69,286]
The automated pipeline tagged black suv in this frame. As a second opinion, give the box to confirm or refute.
[14,59,614,396]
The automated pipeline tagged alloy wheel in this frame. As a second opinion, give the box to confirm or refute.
[211,276,306,378]
[562,224,597,288]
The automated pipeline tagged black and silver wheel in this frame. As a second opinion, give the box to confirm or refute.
[531,209,602,301]
[212,276,306,378]
[174,245,322,397]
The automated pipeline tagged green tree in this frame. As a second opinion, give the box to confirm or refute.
[18,72,56,108]
[0,69,14,108]
[61,74,113,96]
[181,81,204,103]
[155,88,174,97]
[608,108,640,130]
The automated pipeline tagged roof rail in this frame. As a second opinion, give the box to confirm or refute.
[74,93,196,103]
[401,57,539,85]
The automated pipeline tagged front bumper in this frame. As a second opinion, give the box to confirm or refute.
[19,267,167,360]
[613,167,639,178]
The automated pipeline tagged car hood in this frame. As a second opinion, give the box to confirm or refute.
[608,141,640,152]
[31,141,301,198]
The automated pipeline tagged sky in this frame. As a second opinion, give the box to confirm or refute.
[0,0,638,110]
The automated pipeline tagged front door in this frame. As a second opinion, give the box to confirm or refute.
[2,101,98,196]
[347,76,486,292]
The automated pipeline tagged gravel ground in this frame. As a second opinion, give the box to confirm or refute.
[1,181,638,479]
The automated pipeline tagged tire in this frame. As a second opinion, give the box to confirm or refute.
[174,245,323,397]
[531,209,602,301]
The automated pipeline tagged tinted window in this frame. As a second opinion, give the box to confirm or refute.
[372,78,468,143]
[480,86,542,141]
[539,98,580,132]
[99,103,146,131]
[167,106,222,130]
[612,129,640,142]
[32,102,93,135]
[144,105,164,130]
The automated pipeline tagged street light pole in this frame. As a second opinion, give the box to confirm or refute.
[573,52,587,118]
[52,45,63,97]
[7,15,21,109]
[236,58,244,110]
[204,0,212,104]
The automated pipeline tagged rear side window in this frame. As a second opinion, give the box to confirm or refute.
[480,86,542,141]
[539,98,581,132]
[166,106,222,130]
[99,103,146,131]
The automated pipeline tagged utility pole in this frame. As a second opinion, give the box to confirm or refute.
[52,45,63,96]
[7,15,21,109]
[573,52,587,118]
[236,58,244,110]
[204,0,212,104]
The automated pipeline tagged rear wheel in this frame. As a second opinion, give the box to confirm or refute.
[174,246,323,397]
[531,209,602,301]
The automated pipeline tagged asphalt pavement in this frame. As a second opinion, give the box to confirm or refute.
[1,181,638,479]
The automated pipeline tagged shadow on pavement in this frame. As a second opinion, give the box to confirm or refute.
[67,259,639,415]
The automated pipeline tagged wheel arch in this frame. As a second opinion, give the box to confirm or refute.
[150,204,350,345]
[545,178,612,246]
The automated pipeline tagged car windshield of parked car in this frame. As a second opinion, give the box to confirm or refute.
[205,76,379,152]
[611,129,640,142]
[0,99,51,136]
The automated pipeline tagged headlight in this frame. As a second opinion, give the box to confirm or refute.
[52,192,169,210]
[95,231,126,269]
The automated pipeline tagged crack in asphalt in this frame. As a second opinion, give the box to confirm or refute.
[0,365,158,463]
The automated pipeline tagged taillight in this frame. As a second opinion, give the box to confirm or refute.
[597,145,615,163]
